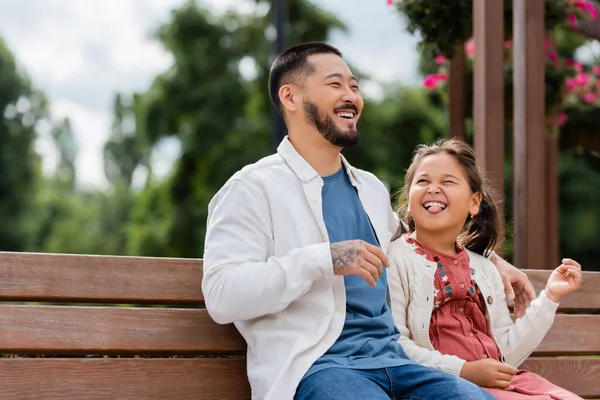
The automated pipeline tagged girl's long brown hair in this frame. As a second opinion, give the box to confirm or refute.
[396,137,501,256]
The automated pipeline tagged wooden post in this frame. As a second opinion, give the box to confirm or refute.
[546,137,560,269]
[513,0,547,269]
[449,46,467,139]
[473,0,505,251]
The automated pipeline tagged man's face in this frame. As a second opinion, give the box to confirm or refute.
[300,53,364,148]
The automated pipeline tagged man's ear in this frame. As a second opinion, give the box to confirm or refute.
[279,84,299,114]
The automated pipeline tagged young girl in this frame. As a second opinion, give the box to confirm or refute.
[387,138,583,399]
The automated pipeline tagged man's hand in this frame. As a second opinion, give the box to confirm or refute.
[545,258,582,303]
[489,252,537,318]
[460,359,516,389]
[330,240,389,287]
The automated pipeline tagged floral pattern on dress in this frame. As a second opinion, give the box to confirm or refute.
[404,236,479,312]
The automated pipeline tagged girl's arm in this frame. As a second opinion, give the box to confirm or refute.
[387,244,466,376]
[483,259,559,368]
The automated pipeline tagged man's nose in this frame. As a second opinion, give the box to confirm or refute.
[341,87,359,104]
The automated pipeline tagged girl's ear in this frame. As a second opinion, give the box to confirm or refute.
[470,191,483,217]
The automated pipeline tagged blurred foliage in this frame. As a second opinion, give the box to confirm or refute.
[0,38,46,251]
[395,0,568,57]
[0,0,597,271]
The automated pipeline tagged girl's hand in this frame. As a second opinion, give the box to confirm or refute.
[460,359,516,389]
[544,258,582,303]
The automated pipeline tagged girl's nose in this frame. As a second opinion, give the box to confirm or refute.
[428,186,441,194]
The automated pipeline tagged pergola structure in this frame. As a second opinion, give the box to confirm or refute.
[450,0,599,269]
[272,0,599,269]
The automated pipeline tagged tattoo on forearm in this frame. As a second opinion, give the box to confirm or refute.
[331,242,359,275]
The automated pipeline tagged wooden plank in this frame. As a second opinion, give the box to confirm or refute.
[512,0,548,270]
[473,0,506,251]
[449,46,466,140]
[0,358,250,400]
[533,315,600,355]
[0,305,245,355]
[523,270,600,311]
[520,357,600,398]
[0,252,204,304]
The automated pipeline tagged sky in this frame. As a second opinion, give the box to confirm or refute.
[0,0,420,188]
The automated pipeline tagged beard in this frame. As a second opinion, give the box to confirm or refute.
[303,100,360,148]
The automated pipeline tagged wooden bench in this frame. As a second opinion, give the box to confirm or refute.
[0,252,598,398]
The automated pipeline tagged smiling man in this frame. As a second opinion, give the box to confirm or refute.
[202,42,500,400]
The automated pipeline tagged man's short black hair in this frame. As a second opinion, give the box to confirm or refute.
[268,42,343,116]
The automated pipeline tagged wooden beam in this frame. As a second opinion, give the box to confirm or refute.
[513,0,547,269]
[473,0,505,250]
[449,46,466,139]
[546,137,560,269]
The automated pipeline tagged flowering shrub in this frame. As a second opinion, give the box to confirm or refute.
[388,0,576,57]
[409,0,598,132]
[420,38,585,129]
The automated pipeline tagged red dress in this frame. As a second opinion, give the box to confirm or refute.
[406,237,582,400]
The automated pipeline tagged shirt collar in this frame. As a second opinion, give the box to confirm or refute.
[277,136,362,184]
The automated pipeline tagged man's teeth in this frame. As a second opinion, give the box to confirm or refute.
[337,112,354,119]
[424,201,446,209]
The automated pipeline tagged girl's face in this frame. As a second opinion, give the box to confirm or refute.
[408,153,482,236]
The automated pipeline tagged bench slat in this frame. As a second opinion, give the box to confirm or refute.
[520,357,600,398]
[0,309,597,356]
[0,305,245,355]
[0,358,250,399]
[0,252,204,304]
[2,252,597,313]
[523,270,600,312]
[532,314,600,355]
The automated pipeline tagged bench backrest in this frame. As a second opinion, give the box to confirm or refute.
[0,252,248,399]
[0,252,598,398]
[518,269,600,398]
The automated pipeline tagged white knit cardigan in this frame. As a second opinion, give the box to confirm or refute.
[387,235,559,376]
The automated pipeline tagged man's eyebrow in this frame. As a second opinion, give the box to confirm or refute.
[324,73,359,83]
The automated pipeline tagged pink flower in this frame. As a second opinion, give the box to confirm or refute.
[569,14,578,25]
[465,40,475,56]
[593,66,600,75]
[583,92,596,102]
[576,0,598,19]
[566,59,575,67]
[504,40,512,49]
[387,0,393,4]
[422,74,447,90]
[556,113,568,126]
[575,63,584,72]
[435,55,447,64]
[544,41,553,51]
[547,51,559,63]
[575,72,589,86]
[566,78,578,91]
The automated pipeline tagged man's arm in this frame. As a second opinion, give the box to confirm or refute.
[202,180,334,324]
[488,252,537,318]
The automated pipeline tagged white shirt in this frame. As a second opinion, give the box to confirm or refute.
[202,137,398,400]
[387,236,559,376]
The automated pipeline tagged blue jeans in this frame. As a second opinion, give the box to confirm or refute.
[295,363,498,400]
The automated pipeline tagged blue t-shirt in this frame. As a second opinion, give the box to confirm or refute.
[304,167,411,379]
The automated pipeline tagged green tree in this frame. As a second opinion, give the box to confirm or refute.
[127,0,345,257]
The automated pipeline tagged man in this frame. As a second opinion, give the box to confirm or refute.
[202,42,534,400]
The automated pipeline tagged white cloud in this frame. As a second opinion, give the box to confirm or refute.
[0,0,419,187]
